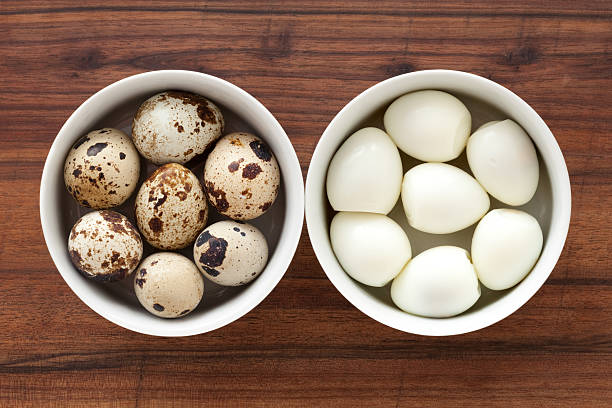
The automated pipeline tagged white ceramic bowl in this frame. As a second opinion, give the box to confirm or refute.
[40,70,304,336]
[305,70,571,336]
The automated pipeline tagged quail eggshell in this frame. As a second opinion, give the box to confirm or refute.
[193,220,268,286]
[68,210,143,282]
[401,163,490,234]
[391,246,481,318]
[134,252,204,318]
[330,212,412,287]
[64,128,140,209]
[132,91,224,165]
[135,163,208,250]
[384,90,472,162]
[204,132,280,220]
[326,127,403,214]
[467,119,539,206]
[472,209,544,290]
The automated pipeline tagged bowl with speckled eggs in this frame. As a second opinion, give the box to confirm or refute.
[40,70,304,336]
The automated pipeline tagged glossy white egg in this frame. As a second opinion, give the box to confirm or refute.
[471,209,543,290]
[383,90,471,162]
[326,127,402,214]
[330,212,412,287]
[401,163,490,234]
[467,119,539,206]
[391,246,481,318]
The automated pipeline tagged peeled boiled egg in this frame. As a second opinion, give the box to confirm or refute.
[401,163,490,234]
[471,209,543,290]
[384,90,471,162]
[467,119,539,206]
[391,246,481,318]
[326,127,402,214]
[330,212,411,287]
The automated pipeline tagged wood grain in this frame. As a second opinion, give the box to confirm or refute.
[1,1,611,406]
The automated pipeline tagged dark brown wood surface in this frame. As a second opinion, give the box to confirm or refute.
[1,1,611,406]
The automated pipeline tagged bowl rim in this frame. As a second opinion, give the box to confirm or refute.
[305,69,571,336]
[40,70,304,336]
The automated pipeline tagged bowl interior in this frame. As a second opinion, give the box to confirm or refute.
[63,96,286,311]
[332,94,552,310]
[41,71,303,336]
[306,70,570,335]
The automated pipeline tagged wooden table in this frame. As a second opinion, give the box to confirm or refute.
[1,1,610,406]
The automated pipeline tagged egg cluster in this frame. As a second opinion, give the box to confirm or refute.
[64,91,280,318]
[327,90,543,318]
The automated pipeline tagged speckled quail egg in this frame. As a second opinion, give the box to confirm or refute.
[401,163,490,234]
[330,212,412,287]
[64,128,140,209]
[134,252,204,318]
[68,210,143,282]
[326,127,403,214]
[132,91,225,165]
[391,246,481,318]
[467,119,540,206]
[135,163,208,250]
[193,220,268,286]
[384,90,472,162]
[471,209,543,290]
[204,132,280,220]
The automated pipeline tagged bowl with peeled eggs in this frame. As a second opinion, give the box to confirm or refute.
[40,70,304,336]
[305,69,571,336]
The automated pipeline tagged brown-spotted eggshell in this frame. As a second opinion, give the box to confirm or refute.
[134,252,204,318]
[135,163,208,250]
[132,91,224,165]
[193,220,268,286]
[204,132,280,220]
[63,128,140,209]
[68,210,143,282]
